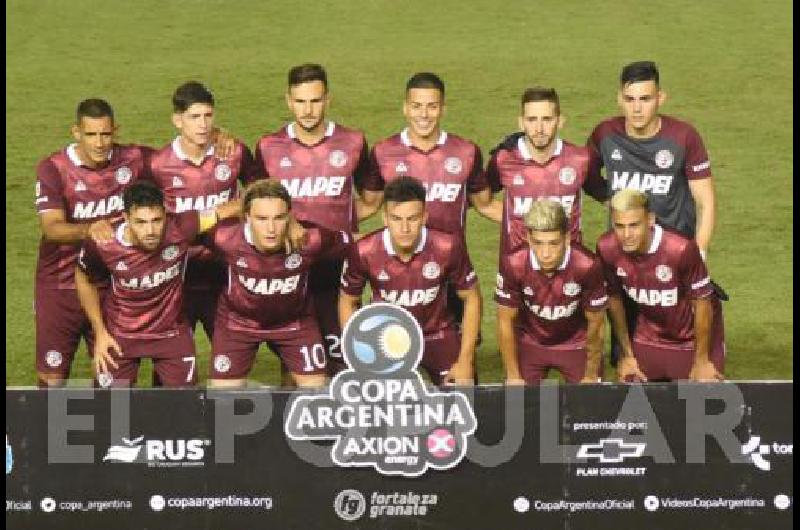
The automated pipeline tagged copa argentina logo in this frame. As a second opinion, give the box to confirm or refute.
[284,303,477,477]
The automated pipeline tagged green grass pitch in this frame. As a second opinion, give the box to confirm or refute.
[6,0,792,385]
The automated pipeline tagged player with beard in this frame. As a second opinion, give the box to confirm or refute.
[486,87,604,253]
[253,64,375,375]
[75,182,239,387]
[34,96,237,387]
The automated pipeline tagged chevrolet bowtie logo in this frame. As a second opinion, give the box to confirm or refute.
[576,438,646,463]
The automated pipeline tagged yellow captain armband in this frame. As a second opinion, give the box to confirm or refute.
[198,208,219,232]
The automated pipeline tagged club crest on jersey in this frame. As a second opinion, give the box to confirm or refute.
[115,261,128,272]
[214,355,232,374]
[115,166,132,185]
[329,150,348,168]
[513,174,525,186]
[563,282,581,296]
[236,257,248,268]
[523,286,534,296]
[611,149,623,161]
[285,253,302,270]
[280,157,293,168]
[395,162,409,174]
[378,270,390,281]
[172,176,185,188]
[616,267,627,277]
[161,245,179,261]
[45,350,63,368]
[655,265,673,282]
[444,157,463,174]
[97,372,114,388]
[423,262,441,280]
[559,166,577,185]
[75,180,87,192]
[654,149,674,169]
[215,163,232,182]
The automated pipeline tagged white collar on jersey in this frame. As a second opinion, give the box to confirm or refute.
[172,137,214,161]
[399,128,447,148]
[244,222,254,246]
[66,143,113,167]
[115,222,132,247]
[287,121,335,139]
[647,224,664,254]
[529,244,571,271]
[383,226,427,256]
[517,136,563,161]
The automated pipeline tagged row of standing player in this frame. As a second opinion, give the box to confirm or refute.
[33,60,723,387]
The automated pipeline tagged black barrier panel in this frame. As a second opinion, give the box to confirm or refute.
[5,383,793,529]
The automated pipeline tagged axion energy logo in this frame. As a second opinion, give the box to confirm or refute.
[285,303,477,477]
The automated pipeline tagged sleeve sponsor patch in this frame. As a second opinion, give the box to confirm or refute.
[692,160,711,172]
[692,276,711,290]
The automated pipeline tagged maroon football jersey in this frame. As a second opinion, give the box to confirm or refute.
[149,137,256,213]
[341,227,478,335]
[596,224,714,349]
[254,122,369,233]
[487,137,589,252]
[148,138,257,290]
[78,214,199,346]
[208,220,349,333]
[367,129,488,236]
[35,144,149,289]
[495,243,608,349]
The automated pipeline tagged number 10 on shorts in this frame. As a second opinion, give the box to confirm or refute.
[300,344,326,372]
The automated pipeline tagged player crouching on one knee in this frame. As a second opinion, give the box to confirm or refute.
[496,199,607,385]
[338,176,482,387]
[75,181,239,387]
[596,189,725,382]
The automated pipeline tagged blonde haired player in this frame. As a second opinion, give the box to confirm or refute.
[496,199,608,385]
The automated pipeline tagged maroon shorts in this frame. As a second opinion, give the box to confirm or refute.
[311,287,345,376]
[97,326,197,387]
[35,286,94,377]
[420,328,462,386]
[210,318,327,379]
[517,340,588,384]
[184,287,221,340]
[632,297,726,381]
[309,258,345,372]
[633,340,725,381]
